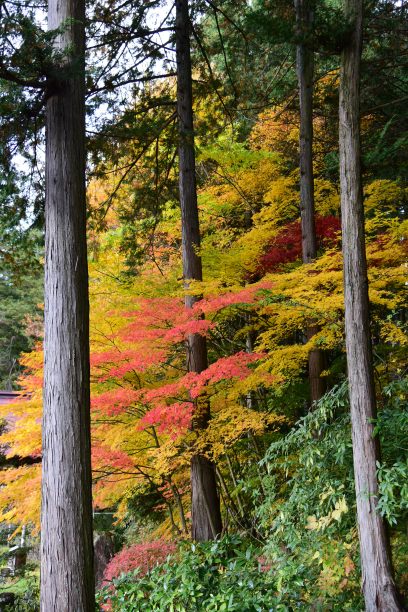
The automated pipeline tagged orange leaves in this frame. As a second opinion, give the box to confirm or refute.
[91,351,266,439]
[103,540,177,584]
[140,402,194,437]
[163,318,215,342]
[190,351,264,397]
[0,466,41,529]
[196,280,273,314]
[91,349,167,380]
[91,387,142,415]
[0,394,42,459]
[92,445,135,472]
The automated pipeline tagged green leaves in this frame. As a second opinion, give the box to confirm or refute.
[256,380,408,607]
[97,536,276,611]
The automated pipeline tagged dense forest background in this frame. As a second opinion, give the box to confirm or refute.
[0,0,407,609]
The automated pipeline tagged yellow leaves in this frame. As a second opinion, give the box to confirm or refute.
[314,179,340,217]
[88,177,121,230]
[258,345,309,380]
[0,466,41,530]
[249,108,299,162]
[225,370,283,399]
[93,478,131,513]
[306,515,327,531]
[197,404,287,460]
[306,497,348,532]
[378,321,408,346]
[306,326,344,352]
[149,438,186,477]
[364,179,408,216]
[331,497,348,522]
[0,396,42,458]
[263,173,299,222]
[313,540,358,597]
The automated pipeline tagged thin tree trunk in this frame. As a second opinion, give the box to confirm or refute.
[216,466,243,522]
[295,0,326,405]
[41,0,94,608]
[245,322,266,473]
[225,453,246,517]
[170,481,188,534]
[166,499,181,535]
[339,1,402,609]
[175,0,222,541]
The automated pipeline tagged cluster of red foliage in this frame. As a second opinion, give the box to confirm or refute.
[257,555,272,573]
[89,284,271,445]
[92,351,264,438]
[92,446,134,472]
[195,281,273,314]
[258,216,341,273]
[103,539,177,584]
[91,388,142,415]
[140,401,194,436]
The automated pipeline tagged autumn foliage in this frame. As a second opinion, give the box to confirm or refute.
[258,215,341,273]
[0,106,406,555]
[103,540,177,584]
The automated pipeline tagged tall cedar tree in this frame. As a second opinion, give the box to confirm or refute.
[339,0,402,609]
[294,0,326,404]
[175,0,222,541]
[41,0,95,608]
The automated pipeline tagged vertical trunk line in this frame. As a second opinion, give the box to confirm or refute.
[170,482,188,534]
[41,0,94,609]
[175,0,222,541]
[339,1,402,609]
[295,0,317,263]
[295,0,326,405]
[216,466,243,521]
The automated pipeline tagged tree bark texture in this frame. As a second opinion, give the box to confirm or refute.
[306,325,326,403]
[339,1,402,609]
[295,0,317,264]
[175,0,222,541]
[41,0,95,608]
[295,0,326,404]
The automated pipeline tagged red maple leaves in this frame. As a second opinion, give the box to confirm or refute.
[258,216,341,273]
[91,289,268,437]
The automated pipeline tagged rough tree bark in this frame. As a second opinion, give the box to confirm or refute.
[295,0,316,263]
[41,0,95,608]
[175,0,222,541]
[295,0,326,404]
[339,1,402,609]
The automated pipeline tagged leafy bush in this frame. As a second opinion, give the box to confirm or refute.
[97,536,276,611]
[257,379,408,608]
[376,378,408,525]
[2,577,40,611]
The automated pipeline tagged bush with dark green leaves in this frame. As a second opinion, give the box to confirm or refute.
[97,536,276,612]
[256,378,408,609]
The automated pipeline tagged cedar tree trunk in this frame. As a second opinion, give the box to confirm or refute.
[41,0,95,608]
[339,1,402,609]
[295,0,326,404]
[175,0,222,541]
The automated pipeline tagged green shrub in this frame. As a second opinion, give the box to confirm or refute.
[97,536,276,611]
[256,379,408,609]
